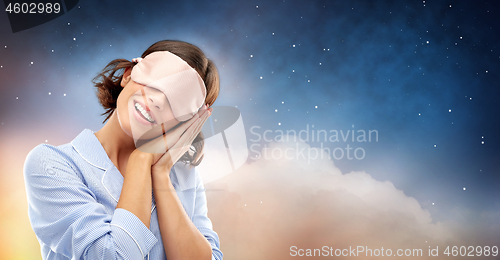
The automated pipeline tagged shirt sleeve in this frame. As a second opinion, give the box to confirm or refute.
[192,168,224,260]
[24,144,158,260]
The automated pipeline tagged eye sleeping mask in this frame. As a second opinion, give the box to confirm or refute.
[130,51,207,122]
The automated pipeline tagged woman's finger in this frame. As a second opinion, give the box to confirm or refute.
[176,110,210,157]
[174,110,208,149]
[142,107,209,164]
[155,109,211,167]
[189,110,211,143]
[180,112,206,145]
[140,107,207,154]
[165,116,203,163]
[166,105,207,140]
[170,112,199,136]
[152,115,202,166]
[162,114,198,148]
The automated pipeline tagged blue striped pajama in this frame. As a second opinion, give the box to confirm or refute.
[23,129,223,260]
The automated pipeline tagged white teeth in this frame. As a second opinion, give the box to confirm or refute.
[134,102,154,123]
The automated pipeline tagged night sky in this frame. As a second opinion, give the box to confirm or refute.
[1,0,499,259]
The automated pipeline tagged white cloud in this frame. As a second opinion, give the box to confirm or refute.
[205,139,499,259]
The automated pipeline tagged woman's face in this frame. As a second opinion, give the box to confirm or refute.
[116,68,181,142]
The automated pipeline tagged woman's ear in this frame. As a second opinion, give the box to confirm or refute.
[121,67,132,88]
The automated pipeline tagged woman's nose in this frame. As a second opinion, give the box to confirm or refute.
[146,93,166,111]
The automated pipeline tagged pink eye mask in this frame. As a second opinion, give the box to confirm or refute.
[130,51,207,121]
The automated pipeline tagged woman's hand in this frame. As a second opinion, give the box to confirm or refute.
[137,105,211,176]
[153,107,211,175]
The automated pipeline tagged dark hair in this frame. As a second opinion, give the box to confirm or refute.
[92,40,220,166]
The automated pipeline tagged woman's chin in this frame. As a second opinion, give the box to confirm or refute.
[129,122,182,149]
[132,126,162,140]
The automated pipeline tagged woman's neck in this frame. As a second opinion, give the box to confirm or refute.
[94,111,136,175]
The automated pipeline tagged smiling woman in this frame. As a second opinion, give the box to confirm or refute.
[93,41,219,166]
[23,40,223,260]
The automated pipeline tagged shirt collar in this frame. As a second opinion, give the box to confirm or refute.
[71,128,112,170]
[71,129,125,204]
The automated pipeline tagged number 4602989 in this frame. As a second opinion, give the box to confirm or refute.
[5,3,61,14]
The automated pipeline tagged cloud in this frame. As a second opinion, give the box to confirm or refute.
[204,138,499,259]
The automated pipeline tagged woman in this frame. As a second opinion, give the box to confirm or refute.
[23,40,223,260]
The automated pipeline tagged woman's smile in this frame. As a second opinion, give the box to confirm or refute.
[133,100,156,125]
